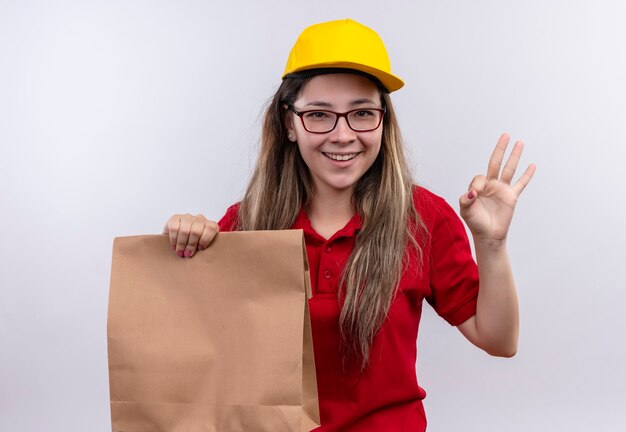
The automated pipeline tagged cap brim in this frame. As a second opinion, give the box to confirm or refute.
[283,61,404,92]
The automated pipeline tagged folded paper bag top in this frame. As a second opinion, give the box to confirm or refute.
[107,230,320,432]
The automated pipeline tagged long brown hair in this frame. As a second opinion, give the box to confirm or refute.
[237,74,427,370]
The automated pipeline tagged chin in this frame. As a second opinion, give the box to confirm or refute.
[324,177,361,192]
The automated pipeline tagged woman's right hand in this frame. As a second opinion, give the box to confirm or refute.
[162,214,219,258]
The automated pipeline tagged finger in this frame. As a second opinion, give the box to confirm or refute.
[468,174,488,194]
[512,163,537,196]
[184,220,202,257]
[459,188,478,211]
[175,216,192,257]
[164,216,181,252]
[487,133,510,180]
[198,221,219,251]
[500,140,524,185]
[185,215,217,258]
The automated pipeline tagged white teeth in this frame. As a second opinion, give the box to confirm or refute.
[324,152,358,161]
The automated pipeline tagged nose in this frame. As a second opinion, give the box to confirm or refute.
[329,115,356,144]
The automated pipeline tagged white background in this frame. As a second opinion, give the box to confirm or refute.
[1,1,625,431]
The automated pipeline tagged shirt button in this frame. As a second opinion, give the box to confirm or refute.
[323,270,331,279]
[325,245,331,253]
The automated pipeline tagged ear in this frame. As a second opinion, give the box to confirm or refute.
[283,104,297,142]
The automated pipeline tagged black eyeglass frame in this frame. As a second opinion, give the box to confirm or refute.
[287,105,386,134]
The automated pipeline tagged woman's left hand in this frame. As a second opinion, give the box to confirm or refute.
[459,133,536,247]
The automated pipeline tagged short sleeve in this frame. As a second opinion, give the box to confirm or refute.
[217,203,240,232]
[424,192,479,326]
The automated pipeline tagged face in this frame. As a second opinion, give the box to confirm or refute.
[286,73,384,196]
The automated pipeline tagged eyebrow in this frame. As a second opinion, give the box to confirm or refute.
[302,98,378,108]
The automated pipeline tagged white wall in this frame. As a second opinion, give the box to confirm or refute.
[1,1,624,430]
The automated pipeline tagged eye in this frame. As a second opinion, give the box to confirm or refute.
[354,109,376,117]
[304,111,331,120]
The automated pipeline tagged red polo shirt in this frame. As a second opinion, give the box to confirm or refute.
[218,185,479,431]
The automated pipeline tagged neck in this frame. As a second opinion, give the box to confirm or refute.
[307,184,355,239]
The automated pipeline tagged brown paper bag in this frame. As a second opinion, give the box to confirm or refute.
[107,230,320,432]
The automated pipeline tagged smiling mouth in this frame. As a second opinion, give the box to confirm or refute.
[322,152,360,161]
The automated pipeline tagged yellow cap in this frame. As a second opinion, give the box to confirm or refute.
[282,19,404,92]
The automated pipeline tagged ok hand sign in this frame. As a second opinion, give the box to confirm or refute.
[459,133,537,246]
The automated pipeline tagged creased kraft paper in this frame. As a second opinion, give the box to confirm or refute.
[108,230,320,431]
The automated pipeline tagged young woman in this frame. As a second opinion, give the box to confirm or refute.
[163,19,536,431]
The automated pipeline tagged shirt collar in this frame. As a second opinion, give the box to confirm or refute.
[292,207,362,242]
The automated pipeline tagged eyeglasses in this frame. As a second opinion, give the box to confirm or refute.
[287,105,386,134]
